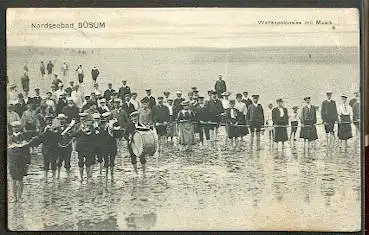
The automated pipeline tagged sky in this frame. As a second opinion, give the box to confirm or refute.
[6,8,360,48]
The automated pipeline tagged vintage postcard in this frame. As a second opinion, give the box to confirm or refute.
[6,8,361,231]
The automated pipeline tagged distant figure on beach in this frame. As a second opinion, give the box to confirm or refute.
[23,64,29,73]
[61,62,69,79]
[76,65,84,84]
[40,61,45,78]
[321,90,338,146]
[47,60,54,79]
[214,75,227,99]
[91,66,100,84]
[21,71,30,95]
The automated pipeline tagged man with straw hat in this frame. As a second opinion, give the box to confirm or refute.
[321,90,338,146]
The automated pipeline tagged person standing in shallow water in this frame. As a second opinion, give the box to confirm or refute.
[246,94,264,151]
[300,97,318,149]
[337,94,353,149]
[321,91,338,147]
[272,99,289,149]
[289,106,300,145]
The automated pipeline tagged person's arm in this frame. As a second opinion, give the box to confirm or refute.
[321,102,326,122]
[261,106,265,125]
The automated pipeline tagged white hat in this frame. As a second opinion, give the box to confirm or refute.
[176,91,182,94]
[57,113,67,119]
[92,113,101,119]
[101,112,111,118]
[10,121,21,127]
[130,111,139,117]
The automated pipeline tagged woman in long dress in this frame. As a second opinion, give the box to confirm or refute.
[300,97,318,149]
[176,100,195,151]
[235,93,249,147]
[226,100,241,150]
[337,94,353,148]
[272,99,289,149]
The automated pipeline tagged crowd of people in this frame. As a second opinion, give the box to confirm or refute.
[7,63,360,203]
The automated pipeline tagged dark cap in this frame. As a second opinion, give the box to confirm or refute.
[34,88,40,91]
[46,91,52,95]
[276,98,283,103]
[292,106,299,110]
[304,97,311,101]
[252,95,259,99]
[193,90,199,93]
[145,88,151,91]
[108,83,112,86]
[141,97,150,103]
[163,91,170,95]
[124,93,131,98]
[157,96,164,100]
[131,92,137,96]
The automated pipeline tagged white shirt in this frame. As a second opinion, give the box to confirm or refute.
[290,112,299,122]
[266,109,273,126]
[235,101,247,115]
[167,105,173,116]
[230,108,236,119]
[130,99,140,110]
[45,99,55,111]
[278,107,284,117]
[71,90,83,108]
[222,99,230,110]
[338,103,353,116]
[55,89,64,101]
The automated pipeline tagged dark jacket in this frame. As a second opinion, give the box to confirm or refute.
[246,103,265,126]
[241,98,253,109]
[177,109,195,122]
[14,101,26,117]
[103,89,116,101]
[321,100,338,123]
[146,96,156,110]
[152,104,170,123]
[301,105,317,124]
[62,105,80,123]
[226,108,241,124]
[56,99,67,115]
[121,102,135,115]
[118,86,131,100]
[47,62,54,73]
[91,68,100,80]
[272,107,289,125]
[173,98,185,117]
[214,80,227,95]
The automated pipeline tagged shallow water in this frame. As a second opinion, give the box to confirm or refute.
[7,128,361,231]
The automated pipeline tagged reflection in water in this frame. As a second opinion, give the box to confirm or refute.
[271,149,288,202]
[320,149,336,206]
[299,150,316,204]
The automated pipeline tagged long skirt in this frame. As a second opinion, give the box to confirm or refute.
[300,122,318,141]
[238,116,249,136]
[227,123,240,139]
[274,126,288,142]
[178,122,194,145]
[338,115,353,140]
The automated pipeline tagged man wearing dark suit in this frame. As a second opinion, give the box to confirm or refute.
[103,83,116,101]
[214,75,227,99]
[122,94,136,115]
[246,94,264,150]
[144,88,156,110]
[321,91,338,145]
[32,88,42,108]
[118,80,131,100]
[173,91,185,118]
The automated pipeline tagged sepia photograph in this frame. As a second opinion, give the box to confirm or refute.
[6,8,361,231]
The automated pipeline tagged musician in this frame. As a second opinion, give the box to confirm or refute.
[111,98,122,120]
[145,88,156,110]
[152,97,170,152]
[337,94,353,148]
[246,94,264,151]
[300,97,318,148]
[126,111,148,176]
[7,103,21,135]
[100,112,118,181]
[108,92,119,109]
[56,114,73,179]
[272,98,289,149]
[226,100,242,149]
[177,100,196,151]
[122,94,135,115]
[321,91,338,145]
[8,121,31,202]
[138,97,153,128]
[75,114,96,182]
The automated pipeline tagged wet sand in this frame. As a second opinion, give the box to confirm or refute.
[7,129,361,231]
